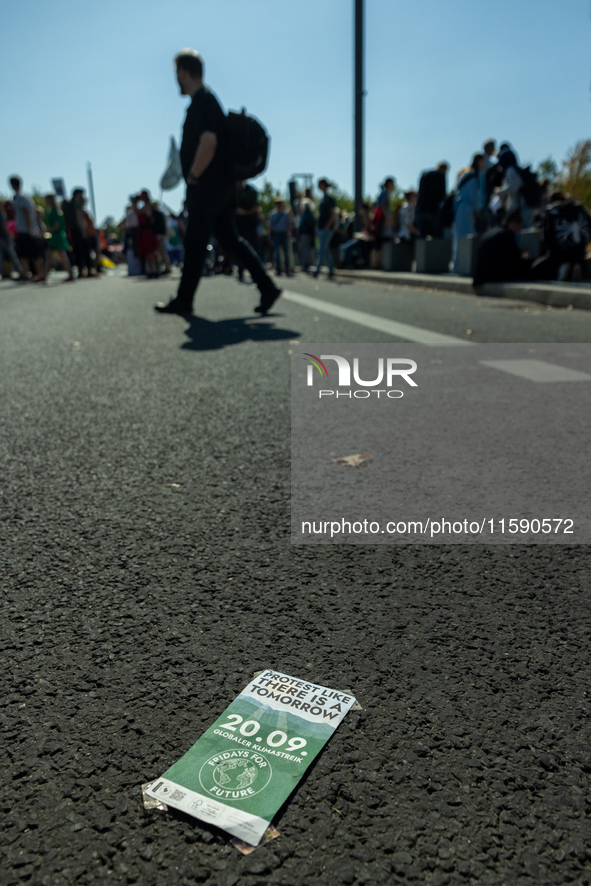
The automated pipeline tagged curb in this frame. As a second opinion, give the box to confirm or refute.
[335,270,591,311]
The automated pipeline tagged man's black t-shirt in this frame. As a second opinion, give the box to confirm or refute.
[180,86,232,186]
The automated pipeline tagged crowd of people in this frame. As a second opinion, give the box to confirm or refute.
[0,176,111,283]
[357,138,591,284]
[2,136,590,288]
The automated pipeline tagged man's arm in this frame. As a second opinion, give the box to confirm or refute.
[187,131,217,183]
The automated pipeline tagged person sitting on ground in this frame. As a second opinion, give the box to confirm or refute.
[472,209,532,289]
[531,191,591,281]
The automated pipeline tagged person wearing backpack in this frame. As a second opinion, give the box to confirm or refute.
[472,209,533,289]
[452,154,484,272]
[155,49,280,317]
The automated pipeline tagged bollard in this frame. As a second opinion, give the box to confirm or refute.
[457,235,480,277]
[383,239,414,272]
[415,238,453,273]
[517,229,542,261]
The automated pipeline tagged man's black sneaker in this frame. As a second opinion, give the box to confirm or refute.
[154,298,192,316]
[255,286,282,315]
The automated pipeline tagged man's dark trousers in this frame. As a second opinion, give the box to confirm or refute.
[235,213,259,281]
[176,180,274,311]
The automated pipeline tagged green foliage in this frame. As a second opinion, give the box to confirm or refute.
[557,140,591,208]
[537,157,558,185]
[32,189,47,210]
[330,186,354,213]
[258,180,281,221]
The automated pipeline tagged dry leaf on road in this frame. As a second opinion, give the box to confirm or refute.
[333,453,372,467]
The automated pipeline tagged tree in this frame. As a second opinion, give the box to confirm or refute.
[537,157,558,186]
[258,180,281,221]
[557,140,591,208]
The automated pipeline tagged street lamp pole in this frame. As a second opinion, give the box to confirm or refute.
[354,0,364,231]
[87,162,97,223]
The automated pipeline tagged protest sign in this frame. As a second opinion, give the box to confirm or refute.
[51,178,66,198]
[146,670,356,845]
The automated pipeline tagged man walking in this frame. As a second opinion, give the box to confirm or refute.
[155,50,281,316]
[313,178,336,279]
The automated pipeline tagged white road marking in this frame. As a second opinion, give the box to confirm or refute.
[479,359,591,383]
[282,290,473,346]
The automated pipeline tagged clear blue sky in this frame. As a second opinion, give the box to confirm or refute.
[1,0,589,222]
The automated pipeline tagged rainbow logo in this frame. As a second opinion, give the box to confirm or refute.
[302,353,329,377]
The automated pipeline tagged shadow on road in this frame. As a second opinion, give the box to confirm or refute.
[181,315,300,351]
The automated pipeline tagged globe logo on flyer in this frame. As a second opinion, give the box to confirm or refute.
[199,750,271,801]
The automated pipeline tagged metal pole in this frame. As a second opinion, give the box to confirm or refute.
[86,162,97,222]
[354,0,364,231]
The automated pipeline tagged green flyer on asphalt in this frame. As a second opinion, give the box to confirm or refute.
[146,670,357,844]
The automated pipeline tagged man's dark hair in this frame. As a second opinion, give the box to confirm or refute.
[175,49,204,78]
[9,175,21,189]
[72,188,84,197]
[505,209,523,227]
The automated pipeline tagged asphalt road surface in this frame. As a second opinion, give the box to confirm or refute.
[1,269,590,886]
[291,342,591,544]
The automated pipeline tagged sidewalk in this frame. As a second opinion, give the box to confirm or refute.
[336,269,591,311]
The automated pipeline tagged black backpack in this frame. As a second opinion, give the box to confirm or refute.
[518,166,542,208]
[227,109,269,180]
[299,203,315,234]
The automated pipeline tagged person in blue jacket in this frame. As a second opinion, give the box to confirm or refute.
[452,154,484,273]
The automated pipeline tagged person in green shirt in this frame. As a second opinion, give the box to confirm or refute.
[43,194,74,281]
